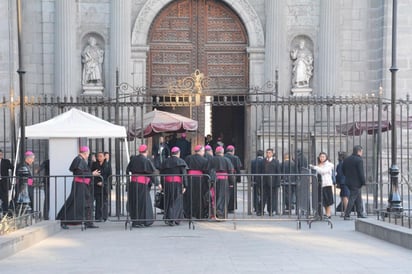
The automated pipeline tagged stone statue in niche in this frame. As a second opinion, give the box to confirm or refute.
[290,39,313,89]
[82,36,104,95]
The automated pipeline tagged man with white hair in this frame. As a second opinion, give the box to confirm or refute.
[15,151,35,210]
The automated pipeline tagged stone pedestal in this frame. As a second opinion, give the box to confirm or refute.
[291,87,312,96]
[82,85,104,96]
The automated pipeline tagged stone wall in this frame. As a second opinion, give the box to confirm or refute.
[41,0,54,95]
[383,0,412,99]
[339,0,385,96]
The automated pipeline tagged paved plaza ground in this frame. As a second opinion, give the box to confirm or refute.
[0,216,411,274]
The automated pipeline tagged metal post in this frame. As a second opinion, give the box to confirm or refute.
[388,0,402,212]
[140,101,144,142]
[377,87,383,210]
[115,69,121,217]
[16,0,25,164]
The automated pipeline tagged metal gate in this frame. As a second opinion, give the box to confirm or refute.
[1,90,411,223]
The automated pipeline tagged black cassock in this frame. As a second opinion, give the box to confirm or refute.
[224,153,242,211]
[160,156,187,225]
[184,154,209,219]
[207,156,234,218]
[57,155,93,224]
[126,154,156,227]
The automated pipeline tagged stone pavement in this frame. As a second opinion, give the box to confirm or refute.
[0,216,411,274]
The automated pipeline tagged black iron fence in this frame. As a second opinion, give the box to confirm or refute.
[0,93,412,227]
[3,172,412,231]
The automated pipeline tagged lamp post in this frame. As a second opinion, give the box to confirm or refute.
[387,0,402,212]
[114,69,121,217]
[16,0,25,164]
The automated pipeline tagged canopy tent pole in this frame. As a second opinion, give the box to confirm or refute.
[124,138,130,163]
[10,137,21,201]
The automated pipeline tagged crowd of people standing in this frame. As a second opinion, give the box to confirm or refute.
[2,132,367,229]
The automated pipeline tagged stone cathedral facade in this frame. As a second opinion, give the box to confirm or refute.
[2,0,412,98]
[1,0,412,163]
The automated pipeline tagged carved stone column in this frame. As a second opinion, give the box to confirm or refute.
[110,0,131,96]
[264,0,285,94]
[246,47,265,169]
[318,0,338,96]
[55,0,75,97]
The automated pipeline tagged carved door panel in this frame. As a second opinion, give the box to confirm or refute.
[148,0,248,94]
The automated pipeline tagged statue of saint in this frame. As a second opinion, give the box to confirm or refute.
[82,36,104,86]
[290,39,313,88]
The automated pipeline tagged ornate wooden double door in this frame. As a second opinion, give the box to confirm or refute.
[148,0,249,94]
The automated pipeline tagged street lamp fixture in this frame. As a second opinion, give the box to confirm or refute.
[387,0,403,213]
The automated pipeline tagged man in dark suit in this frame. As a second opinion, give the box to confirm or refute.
[0,149,13,213]
[342,145,367,220]
[251,150,264,214]
[224,145,242,213]
[152,135,170,169]
[259,148,280,216]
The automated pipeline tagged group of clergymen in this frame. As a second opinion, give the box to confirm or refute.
[55,142,242,229]
[126,143,242,227]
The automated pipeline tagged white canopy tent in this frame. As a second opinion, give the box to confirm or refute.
[15,108,129,220]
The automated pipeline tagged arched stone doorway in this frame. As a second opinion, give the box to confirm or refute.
[147,0,249,162]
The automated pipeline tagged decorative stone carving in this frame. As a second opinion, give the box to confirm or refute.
[290,37,313,95]
[131,0,264,48]
[82,36,104,95]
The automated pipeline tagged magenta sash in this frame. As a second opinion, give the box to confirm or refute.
[165,176,182,183]
[216,172,228,180]
[131,176,150,184]
[74,177,91,185]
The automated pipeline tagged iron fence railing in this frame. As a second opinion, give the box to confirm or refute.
[0,94,411,228]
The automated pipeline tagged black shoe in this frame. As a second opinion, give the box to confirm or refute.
[165,221,175,226]
[256,212,262,216]
[344,216,353,221]
[85,223,99,229]
[61,224,69,230]
[357,214,367,219]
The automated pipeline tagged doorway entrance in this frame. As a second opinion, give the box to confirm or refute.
[147,0,249,154]
[212,102,245,164]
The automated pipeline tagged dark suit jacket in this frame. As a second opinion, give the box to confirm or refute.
[280,160,297,183]
[152,143,170,169]
[251,156,264,185]
[0,158,13,192]
[0,158,13,178]
[342,154,365,189]
[263,158,281,187]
